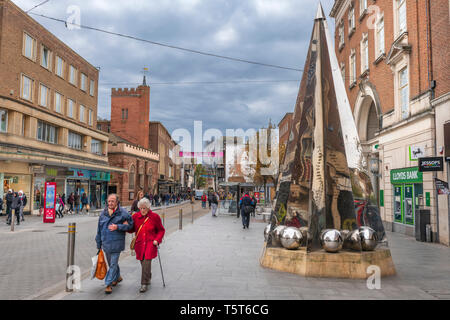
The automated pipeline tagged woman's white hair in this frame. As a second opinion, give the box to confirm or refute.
[138,197,151,210]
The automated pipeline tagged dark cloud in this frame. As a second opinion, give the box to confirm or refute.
[13,0,334,138]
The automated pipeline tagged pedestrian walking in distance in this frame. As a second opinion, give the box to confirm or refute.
[95,194,134,294]
[5,189,14,224]
[81,193,89,214]
[131,191,144,213]
[17,191,27,222]
[239,192,255,229]
[211,192,219,217]
[128,198,165,293]
[201,193,207,209]
[10,192,21,225]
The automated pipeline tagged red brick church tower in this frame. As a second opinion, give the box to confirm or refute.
[111,76,150,149]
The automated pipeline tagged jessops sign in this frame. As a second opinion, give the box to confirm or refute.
[390,167,423,184]
[418,157,444,172]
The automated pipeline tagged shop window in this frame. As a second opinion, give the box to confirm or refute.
[0,109,7,133]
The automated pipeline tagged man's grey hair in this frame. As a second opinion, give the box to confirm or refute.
[108,194,119,202]
[138,197,151,209]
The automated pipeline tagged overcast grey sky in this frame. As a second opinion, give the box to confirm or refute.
[13,0,335,138]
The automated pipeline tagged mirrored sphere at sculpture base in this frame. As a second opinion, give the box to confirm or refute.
[264,224,272,242]
[320,229,343,253]
[359,226,378,251]
[272,226,287,247]
[280,227,303,250]
[345,229,362,251]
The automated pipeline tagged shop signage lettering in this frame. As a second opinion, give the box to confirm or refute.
[390,167,423,184]
[435,179,450,195]
[418,157,443,172]
[46,168,58,177]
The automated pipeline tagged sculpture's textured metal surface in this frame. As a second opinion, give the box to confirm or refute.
[270,3,386,252]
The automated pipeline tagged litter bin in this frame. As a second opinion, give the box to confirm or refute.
[415,209,430,242]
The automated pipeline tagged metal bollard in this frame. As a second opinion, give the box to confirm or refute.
[162,209,166,227]
[179,208,183,230]
[66,222,76,292]
[191,203,194,224]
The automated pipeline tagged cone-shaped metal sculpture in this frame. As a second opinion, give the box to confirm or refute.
[271,3,386,252]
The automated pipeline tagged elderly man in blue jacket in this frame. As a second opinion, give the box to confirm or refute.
[96,194,133,294]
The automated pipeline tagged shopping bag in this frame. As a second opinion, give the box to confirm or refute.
[90,254,99,280]
[95,250,108,280]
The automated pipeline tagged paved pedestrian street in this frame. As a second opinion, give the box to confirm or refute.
[0,201,205,300]
[59,212,450,301]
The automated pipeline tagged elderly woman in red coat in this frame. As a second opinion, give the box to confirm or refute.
[129,197,165,293]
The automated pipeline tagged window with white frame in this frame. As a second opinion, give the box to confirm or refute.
[397,0,407,35]
[0,109,7,133]
[88,109,93,126]
[361,34,369,73]
[349,50,356,85]
[340,62,346,84]
[55,92,63,113]
[81,73,87,91]
[79,105,85,122]
[348,6,355,32]
[39,84,49,107]
[399,67,409,119]
[90,79,95,96]
[23,33,36,60]
[68,131,82,150]
[339,21,345,48]
[37,120,57,144]
[360,0,368,16]
[375,15,385,57]
[56,56,64,78]
[69,65,77,86]
[41,45,52,70]
[91,139,102,155]
[21,75,33,101]
[68,99,75,118]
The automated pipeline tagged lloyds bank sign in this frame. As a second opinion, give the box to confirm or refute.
[390,167,423,184]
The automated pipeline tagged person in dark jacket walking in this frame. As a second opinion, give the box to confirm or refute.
[68,193,74,214]
[96,194,133,294]
[10,192,21,225]
[5,189,15,225]
[74,193,80,214]
[239,192,254,229]
[81,193,89,214]
[250,192,257,217]
[17,191,27,222]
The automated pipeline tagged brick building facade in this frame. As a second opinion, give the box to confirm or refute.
[330,0,449,245]
[0,0,124,213]
[107,133,158,206]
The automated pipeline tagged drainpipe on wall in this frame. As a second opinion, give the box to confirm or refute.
[425,0,439,243]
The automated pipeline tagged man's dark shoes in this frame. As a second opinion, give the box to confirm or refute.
[112,276,123,286]
[105,286,112,294]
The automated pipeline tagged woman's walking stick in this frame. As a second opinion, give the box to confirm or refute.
[156,245,166,287]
